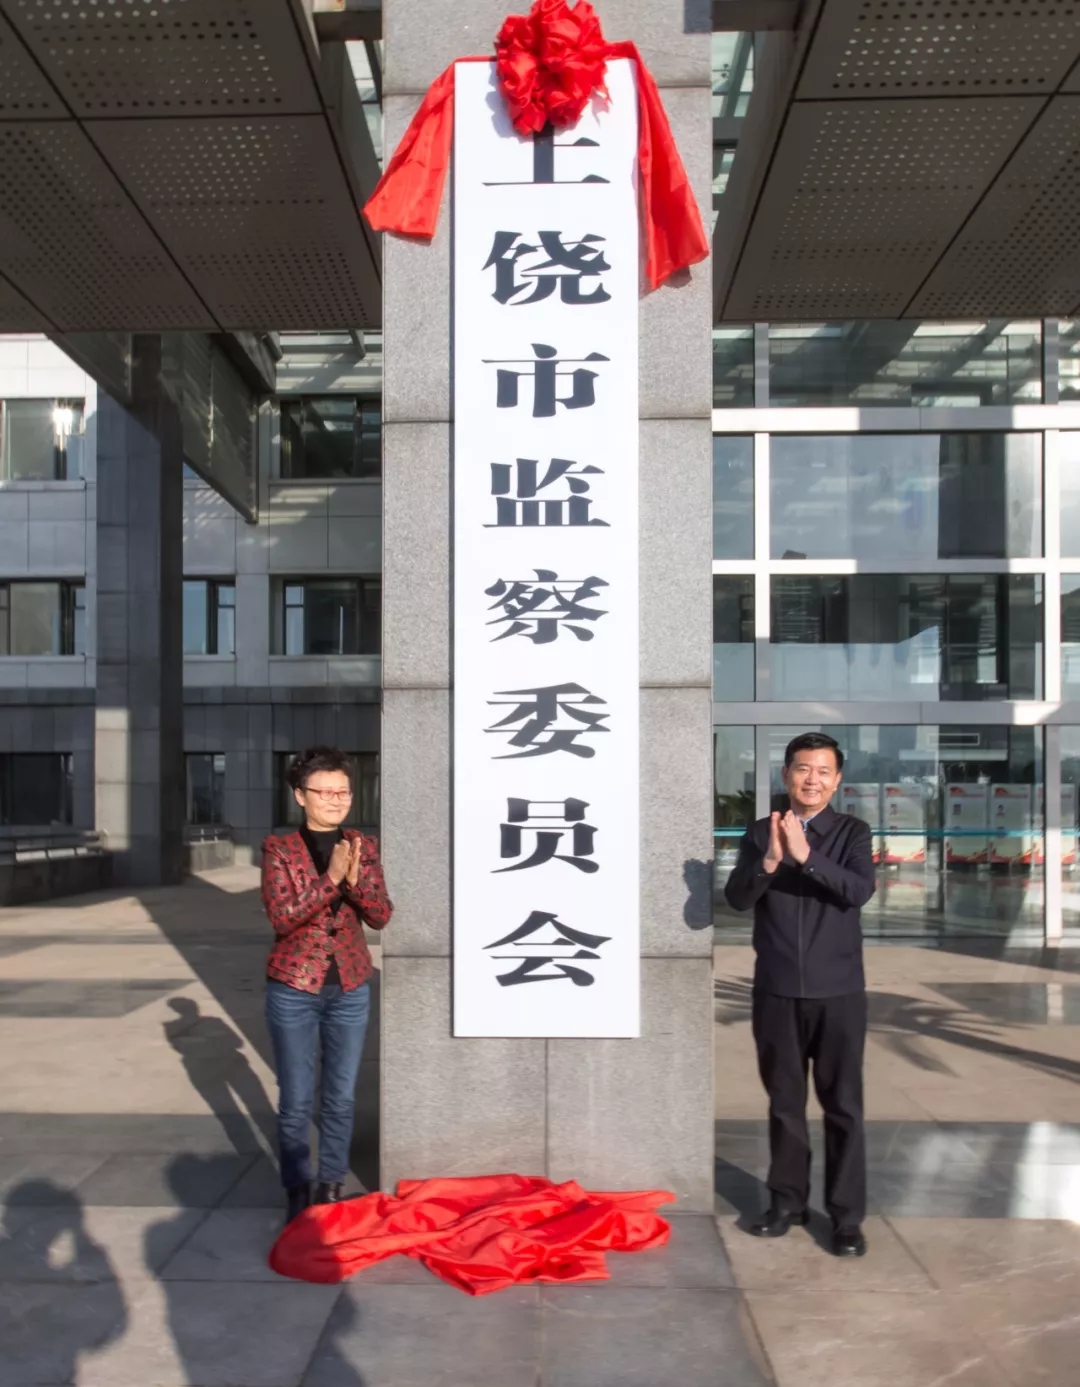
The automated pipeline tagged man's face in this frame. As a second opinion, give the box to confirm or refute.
[782,747,841,816]
[295,769,353,827]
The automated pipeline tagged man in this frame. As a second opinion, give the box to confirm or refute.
[724,732,874,1257]
[261,746,392,1222]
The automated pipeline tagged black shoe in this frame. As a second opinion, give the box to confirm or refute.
[312,1180,345,1205]
[832,1227,867,1257]
[284,1183,311,1223]
[749,1206,809,1238]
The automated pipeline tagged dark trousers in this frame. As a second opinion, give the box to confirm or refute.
[264,980,371,1189]
[751,989,867,1229]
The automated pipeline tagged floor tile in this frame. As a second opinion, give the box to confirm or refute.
[74,1152,257,1208]
[603,1214,736,1288]
[159,1208,285,1281]
[719,1215,933,1292]
[302,1283,541,1387]
[950,1279,1080,1385]
[218,1155,285,1209]
[78,1279,341,1387]
[541,1287,774,1387]
[929,982,1080,1026]
[746,1288,1012,1387]
[0,1281,129,1387]
[0,1205,206,1283]
[889,1217,1080,1291]
[0,1152,109,1205]
[869,1166,1015,1218]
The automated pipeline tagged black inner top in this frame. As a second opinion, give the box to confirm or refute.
[299,824,344,989]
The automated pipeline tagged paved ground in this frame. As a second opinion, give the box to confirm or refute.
[1,869,1080,1384]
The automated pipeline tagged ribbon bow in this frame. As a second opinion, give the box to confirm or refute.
[363,0,709,291]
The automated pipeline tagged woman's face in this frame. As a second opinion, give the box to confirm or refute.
[295,769,353,829]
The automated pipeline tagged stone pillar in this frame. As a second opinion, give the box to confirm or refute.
[95,336,186,887]
[380,0,714,1205]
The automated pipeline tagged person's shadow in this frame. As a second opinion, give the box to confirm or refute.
[2,1182,127,1381]
[164,998,277,1155]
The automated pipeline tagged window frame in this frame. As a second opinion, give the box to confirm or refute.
[277,394,382,481]
[271,576,381,657]
[0,398,86,482]
[0,752,74,827]
[0,580,86,656]
[184,752,227,827]
[182,578,237,657]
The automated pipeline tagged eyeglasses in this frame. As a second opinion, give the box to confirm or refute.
[304,788,353,802]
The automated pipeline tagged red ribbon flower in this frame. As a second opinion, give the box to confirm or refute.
[495,0,609,135]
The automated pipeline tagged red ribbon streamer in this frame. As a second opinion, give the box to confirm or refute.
[362,2,709,290]
[270,1174,675,1295]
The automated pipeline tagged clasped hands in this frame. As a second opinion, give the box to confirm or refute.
[763,810,811,874]
[328,837,367,888]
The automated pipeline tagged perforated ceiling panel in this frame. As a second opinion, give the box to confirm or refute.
[724,96,1041,320]
[908,96,1080,317]
[0,11,65,118]
[0,274,52,332]
[89,116,379,329]
[1,0,320,116]
[0,123,214,331]
[798,0,1080,99]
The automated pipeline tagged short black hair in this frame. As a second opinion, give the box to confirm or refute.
[784,732,844,771]
[287,746,352,792]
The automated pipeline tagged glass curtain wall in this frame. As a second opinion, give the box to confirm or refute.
[712,318,1080,943]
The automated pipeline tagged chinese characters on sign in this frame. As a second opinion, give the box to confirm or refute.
[454,60,640,1037]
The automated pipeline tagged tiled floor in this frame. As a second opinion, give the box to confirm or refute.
[1,873,1080,1384]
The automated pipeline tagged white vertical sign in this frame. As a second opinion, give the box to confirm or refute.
[452,60,640,1037]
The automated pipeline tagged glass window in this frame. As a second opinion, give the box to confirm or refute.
[713,436,753,557]
[771,433,1042,562]
[347,39,383,163]
[1057,433,1080,556]
[1061,728,1080,939]
[68,586,86,657]
[1060,321,1080,402]
[769,575,1041,701]
[0,582,86,656]
[753,724,1043,941]
[712,32,754,118]
[186,754,226,826]
[276,751,380,830]
[280,397,380,479]
[183,580,236,656]
[0,753,73,826]
[713,330,754,408]
[713,576,754,701]
[1061,578,1080,696]
[0,400,85,481]
[274,578,380,656]
[183,581,209,655]
[769,321,1042,407]
[3,583,62,655]
[713,726,755,929]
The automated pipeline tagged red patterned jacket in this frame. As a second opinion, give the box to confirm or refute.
[262,828,392,994]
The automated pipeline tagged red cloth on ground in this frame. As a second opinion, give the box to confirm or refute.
[269,1174,675,1295]
[361,2,708,290]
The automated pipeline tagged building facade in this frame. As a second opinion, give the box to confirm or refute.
[8,313,1080,944]
[712,318,1080,946]
[0,332,384,864]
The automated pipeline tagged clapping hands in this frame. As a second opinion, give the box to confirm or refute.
[328,837,367,887]
[763,810,811,874]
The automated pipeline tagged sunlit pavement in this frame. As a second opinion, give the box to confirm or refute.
[0,870,1078,1384]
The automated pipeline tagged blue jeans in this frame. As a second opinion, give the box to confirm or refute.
[264,980,371,1189]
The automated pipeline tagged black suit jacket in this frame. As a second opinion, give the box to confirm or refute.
[724,804,875,998]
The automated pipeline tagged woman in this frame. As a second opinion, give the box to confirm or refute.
[261,746,392,1222]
